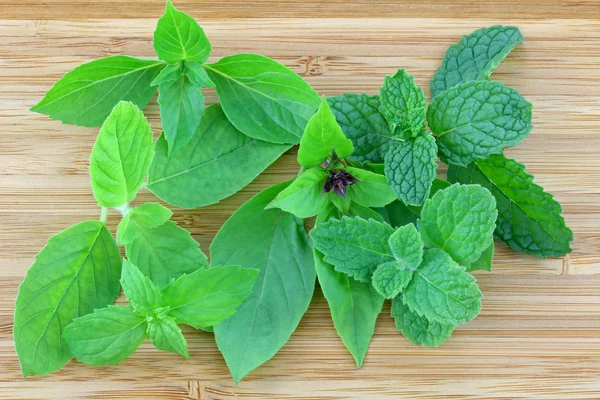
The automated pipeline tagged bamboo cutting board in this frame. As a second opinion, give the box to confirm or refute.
[1,1,599,399]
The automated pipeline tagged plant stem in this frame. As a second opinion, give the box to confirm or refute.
[99,207,108,224]
[116,204,132,217]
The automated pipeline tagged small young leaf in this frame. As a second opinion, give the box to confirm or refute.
[310,216,395,282]
[185,62,215,87]
[298,97,354,168]
[384,132,438,206]
[153,0,211,64]
[316,202,385,225]
[345,166,397,208]
[428,80,532,166]
[90,101,154,207]
[117,202,173,246]
[465,242,494,272]
[151,63,184,86]
[31,56,164,127]
[120,259,163,315]
[391,296,454,347]
[266,167,328,218]
[204,54,320,144]
[371,261,413,299]
[379,69,426,138]
[447,154,573,257]
[418,184,497,266]
[147,317,190,359]
[431,26,524,98]
[62,305,147,366]
[403,248,482,325]
[388,224,423,269]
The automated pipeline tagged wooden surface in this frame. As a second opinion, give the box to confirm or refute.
[1,1,600,399]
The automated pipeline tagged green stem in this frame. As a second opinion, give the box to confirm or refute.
[99,207,108,224]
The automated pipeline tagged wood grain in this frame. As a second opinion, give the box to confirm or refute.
[1,2,600,399]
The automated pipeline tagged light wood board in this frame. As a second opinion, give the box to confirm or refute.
[1,1,599,399]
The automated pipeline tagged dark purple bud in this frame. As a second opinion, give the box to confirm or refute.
[322,168,359,199]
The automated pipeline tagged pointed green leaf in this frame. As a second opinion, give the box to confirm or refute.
[379,69,426,138]
[388,224,423,269]
[185,62,215,87]
[117,202,173,246]
[120,259,162,315]
[465,242,494,272]
[345,166,397,208]
[391,296,454,347]
[147,317,190,359]
[266,167,328,218]
[371,261,413,299]
[151,63,184,86]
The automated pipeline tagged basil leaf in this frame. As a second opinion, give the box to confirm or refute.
[153,0,211,64]
[465,242,494,272]
[266,167,328,218]
[345,166,396,208]
[328,94,394,163]
[379,69,426,138]
[431,26,524,98]
[90,101,154,207]
[185,62,215,87]
[391,295,454,347]
[148,104,290,209]
[371,261,412,299]
[31,56,164,127]
[120,259,162,315]
[298,97,354,168]
[204,54,320,144]
[62,305,147,366]
[151,63,184,86]
[14,221,121,377]
[388,224,423,270]
[428,80,532,166]
[211,182,316,383]
[447,154,573,257]
[147,317,190,359]
[158,75,204,154]
[117,203,173,246]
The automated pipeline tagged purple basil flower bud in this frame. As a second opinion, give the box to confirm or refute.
[322,169,359,199]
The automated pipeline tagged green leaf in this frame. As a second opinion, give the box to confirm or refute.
[62,305,147,366]
[89,101,154,207]
[147,317,190,359]
[427,80,532,166]
[158,75,204,154]
[147,104,290,208]
[185,62,215,87]
[211,182,316,383]
[388,224,423,269]
[447,154,573,257]
[314,249,383,367]
[120,259,163,315]
[151,63,184,86]
[328,94,394,163]
[403,248,482,325]
[310,216,395,282]
[116,203,173,246]
[31,56,164,127]
[371,261,413,299]
[384,132,438,206]
[125,220,208,289]
[14,221,122,377]
[316,202,384,225]
[418,183,497,266]
[431,26,524,98]
[391,296,454,347]
[379,69,426,138]
[298,97,354,168]
[345,166,397,208]
[266,167,328,218]
[162,266,259,328]
[465,242,494,272]
[204,54,320,144]
[153,0,211,64]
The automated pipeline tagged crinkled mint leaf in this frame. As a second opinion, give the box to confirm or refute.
[185,62,215,87]
[379,69,426,138]
[90,101,154,207]
[418,183,497,266]
[403,248,482,325]
[384,132,438,206]
[310,216,395,282]
[447,154,573,257]
[120,259,163,315]
[147,317,190,359]
[345,166,397,208]
[266,167,328,218]
[31,56,164,127]
[371,261,412,299]
[431,26,524,98]
[117,203,173,246]
[391,295,454,347]
[465,242,494,272]
[388,224,423,269]
[428,80,532,166]
[151,63,184,86]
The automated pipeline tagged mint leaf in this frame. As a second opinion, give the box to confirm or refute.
[151,63,184,86]
[89,101,154,207]
[116,202,173,246]
[158,75,204,154]
[62,305,147,366]
[391,296,454,347]
[125,220,208,289]
[328,94,394,163]
[384,132,438,206]
[266,167,328,218]
[148,104,290,208]
[31,56,164,127]
[147,317,190,359]
[418,184,496,266]
[371,261,412,299]
[14,221,121,377]
[162,266,259,328]
[120,259,162,315]
[447,154,573,257]
[204,54,320,144]
[298,97,354,168]
[310,216,395,282]
[428,80,532,166]
[431,26,524,98]
[466,242,494,272]
[153,0,211,64]
[379,69,426,138]
[345,166,397,208]
[403,248,482,325]
[388,224,423,269]
[185,62,215,87]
